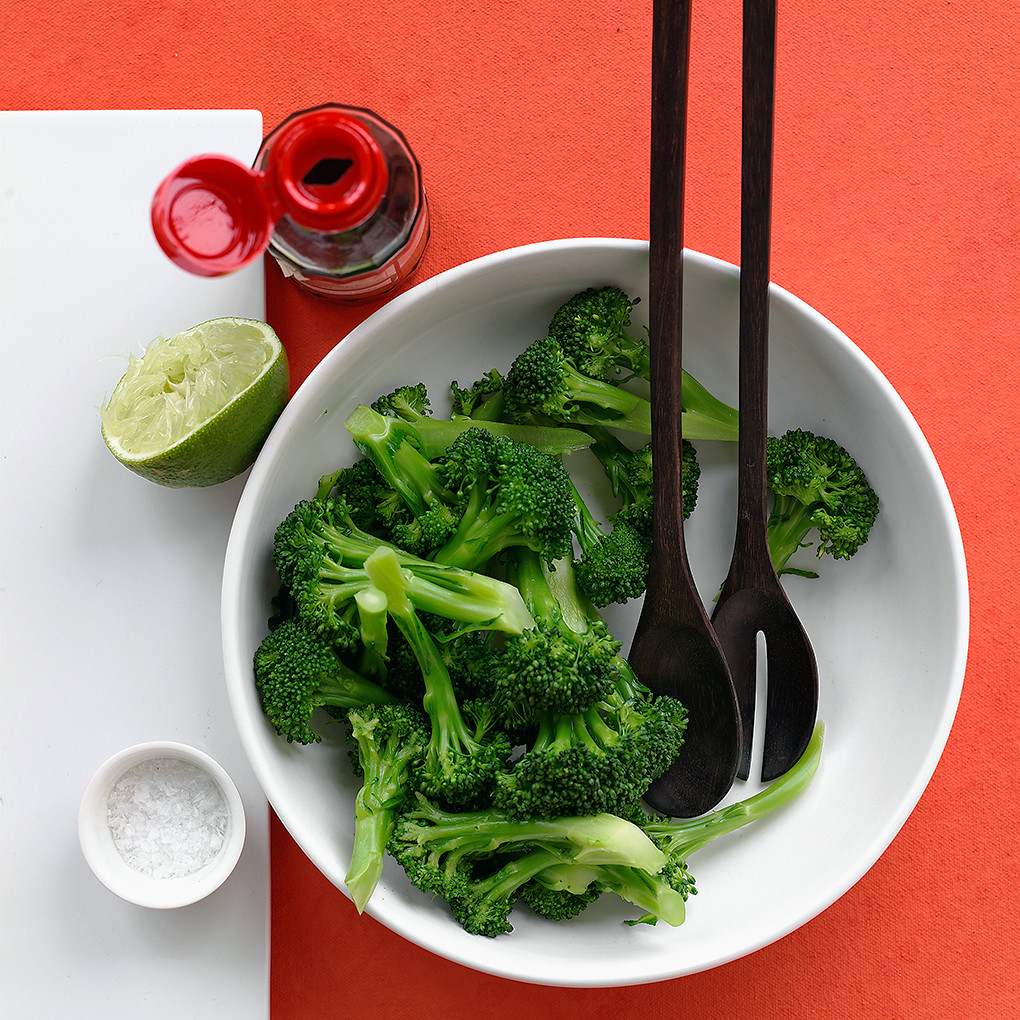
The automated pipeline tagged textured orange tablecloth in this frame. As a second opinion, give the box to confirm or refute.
[5,1,1017,1015]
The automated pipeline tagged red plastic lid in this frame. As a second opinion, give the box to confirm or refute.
[268,108,388,233]
[152,110,390,276]
[151,155,275,276]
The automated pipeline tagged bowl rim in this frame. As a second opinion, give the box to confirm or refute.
[222,237,969,983]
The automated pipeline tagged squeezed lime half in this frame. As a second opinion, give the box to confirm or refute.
[100,317,289,488]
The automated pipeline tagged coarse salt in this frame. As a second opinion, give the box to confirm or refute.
[106,756,229,879]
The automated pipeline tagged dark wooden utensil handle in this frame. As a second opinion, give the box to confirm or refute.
[735,0,776,554]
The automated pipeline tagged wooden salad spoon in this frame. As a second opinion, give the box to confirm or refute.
[629,0,743,818]
[711,0,819,782]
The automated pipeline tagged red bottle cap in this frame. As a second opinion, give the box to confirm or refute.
[151,109,390,277]
[151,155,275,277]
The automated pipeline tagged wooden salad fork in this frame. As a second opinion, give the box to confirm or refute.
[711,0,819,782]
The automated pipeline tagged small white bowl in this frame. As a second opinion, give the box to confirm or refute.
[78,741,246,909]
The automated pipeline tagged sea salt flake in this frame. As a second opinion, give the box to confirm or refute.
[106,756,229,879]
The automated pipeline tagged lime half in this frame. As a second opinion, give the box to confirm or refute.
[100,317,289,488]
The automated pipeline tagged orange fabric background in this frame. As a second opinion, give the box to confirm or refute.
[4,0,1017,1016]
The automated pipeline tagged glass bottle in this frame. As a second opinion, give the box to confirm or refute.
[151,104,430,300]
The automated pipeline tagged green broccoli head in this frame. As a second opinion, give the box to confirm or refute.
[519,869,603,921]
[432,426,577,569]
[572,519,650,608]
[765,428,880,576]
[450,369,506,419]
[503,334,653,433]
[547,285,649,380]
[371,383,432,421]
[490,616,620,721]
[253,618,396,744]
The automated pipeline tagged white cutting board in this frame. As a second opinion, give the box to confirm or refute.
[0,110,269,1018]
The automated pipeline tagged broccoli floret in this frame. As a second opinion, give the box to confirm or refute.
[570,427,700,606]
[765,429,880,577]
[388,794,669,936]
[370,382,594,458]
[343,403,461,555]
[503,334,655,434]
[252,617,397,744]
[493,558,688,820]
[569,480,650,608]
[547,285,650,381]
[450,369,507,420]
[363,545,513,810]
[585,423,700,522]
[430,426,577,571]
[543,286,740,441]
[490,549,620,723]
[519,865,604,920]
[371,382,433,420]
[273,497,534,645]
[344,702,430,912]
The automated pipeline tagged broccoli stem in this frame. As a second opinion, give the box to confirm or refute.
[345,805,394,913]
[320,659,399,709]
[474,847,572,903]
[560,363,654,433]
[677,369,740,441]
[314,546,532,634]
[363,548,471,742]
[345,757,410,912]
[357,587,391,665]
[644,722,824,856]
[363,546,506,808]
[597,865,689,927]
[413,417,594,458]
[431,487,531,570]
[344,404,451,518]
[766,492,821,577]
[398,797,666,874]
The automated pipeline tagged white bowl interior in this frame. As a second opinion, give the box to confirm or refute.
[78,740,247,909]
[222,239,967,985]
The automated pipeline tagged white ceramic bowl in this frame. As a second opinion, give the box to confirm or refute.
[78,741,246,909]
[222,239,967,985]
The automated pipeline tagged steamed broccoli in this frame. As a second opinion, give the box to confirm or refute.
[273,496,533,647]
[342,403,461,556]
[373,382,593,457]
[450,369,507,421]
[388,794,674,936]
[546,285,740,442]
[430,425,578,571]
[637,722,825,921]
[252,617,397,744]
[344,702,430,912]
[493,555,689,820]
[503,333,655,434]
[364,545,512,810]
[567,425,699,606]
[343,406,579,570]
[765,429,880,577]
[569,480,651,608]
[490,549,621,724]
[251,284,844,932]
